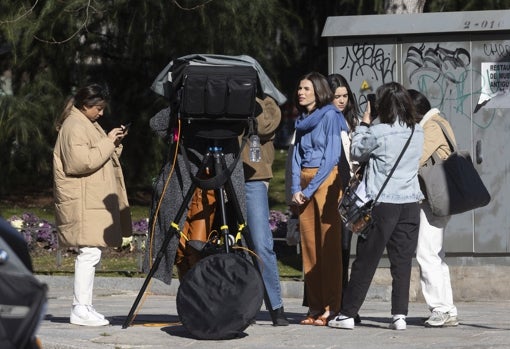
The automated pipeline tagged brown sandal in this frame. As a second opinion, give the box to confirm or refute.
[300,316,316,325]
[313,315,329,326]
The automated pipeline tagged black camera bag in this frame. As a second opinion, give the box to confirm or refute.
[180,65,258,119]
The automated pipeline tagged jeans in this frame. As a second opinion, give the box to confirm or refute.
[245,180,283,311]
[416,201,457,316]
[73,247,101,306]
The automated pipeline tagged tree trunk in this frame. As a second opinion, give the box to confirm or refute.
[385,0,426,13]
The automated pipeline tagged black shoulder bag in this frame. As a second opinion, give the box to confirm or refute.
[418,120,490,216]
[338,126,414,239]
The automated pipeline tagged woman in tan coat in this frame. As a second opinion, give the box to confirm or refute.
[53,84,132,326]
[408,89,459,328]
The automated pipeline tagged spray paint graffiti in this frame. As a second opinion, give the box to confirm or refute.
[338,43,395,83]
[405,43,471,84]
[406,43,469,123]
[483,43,510,57]
[404,43,498,128]
[334,42,500,128]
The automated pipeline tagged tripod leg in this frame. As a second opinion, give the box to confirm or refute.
[123,150,213,328]
[220,156,274,311]
[122,222,180,328]
[212,149,232,254]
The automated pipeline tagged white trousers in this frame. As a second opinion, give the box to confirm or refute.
[73,247,102,306]
[416,202,457,316]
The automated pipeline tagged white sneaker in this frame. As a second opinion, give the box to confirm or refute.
[425,311,459,327]
[328,314,354,329]
[389,315,406,330]
[70,305,109,326]
[87,305,105,320]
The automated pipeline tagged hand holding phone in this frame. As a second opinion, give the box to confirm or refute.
[367,94,378,118]
[122,122,132,134]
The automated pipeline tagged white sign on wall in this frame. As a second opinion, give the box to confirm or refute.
[477,62,510,110]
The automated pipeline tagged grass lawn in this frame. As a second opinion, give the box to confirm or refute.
[1,149,303,279]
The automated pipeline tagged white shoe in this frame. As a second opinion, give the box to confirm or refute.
[328,314,354,329]
[87,305,105,320]
[389,314,406,330]
[425,311,459,327]
[70,305,109,326]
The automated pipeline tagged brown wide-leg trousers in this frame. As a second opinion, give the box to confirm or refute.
[299,166,343,316]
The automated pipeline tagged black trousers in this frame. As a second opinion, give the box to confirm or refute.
[340,202,420,317]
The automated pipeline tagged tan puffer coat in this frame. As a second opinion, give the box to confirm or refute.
[53,106,132,248]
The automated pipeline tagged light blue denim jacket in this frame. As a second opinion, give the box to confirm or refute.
[350,119,424,204]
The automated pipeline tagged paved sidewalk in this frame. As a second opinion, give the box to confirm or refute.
[36,276,510,349]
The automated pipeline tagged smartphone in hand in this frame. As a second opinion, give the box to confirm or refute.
[367,94,378,118]
[122,122,132,134]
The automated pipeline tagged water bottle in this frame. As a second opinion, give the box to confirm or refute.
[249,134,261,162]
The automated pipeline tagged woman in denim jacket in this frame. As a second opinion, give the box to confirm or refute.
[329,82,424,331]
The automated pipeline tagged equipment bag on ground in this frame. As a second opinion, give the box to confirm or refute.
[0,234,47,349]
[176,253,264,340]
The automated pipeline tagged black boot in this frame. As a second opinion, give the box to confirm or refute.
[269,306,290,326]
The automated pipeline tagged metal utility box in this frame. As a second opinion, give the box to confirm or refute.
[323,10,510,261]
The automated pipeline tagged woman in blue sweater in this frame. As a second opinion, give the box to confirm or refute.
[291,72,348,326]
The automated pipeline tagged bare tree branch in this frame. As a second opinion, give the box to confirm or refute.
[33,0,93,45]
[173,0,213,11]
[0,0,39,24]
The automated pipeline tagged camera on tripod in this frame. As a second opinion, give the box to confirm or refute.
[126,56,283,339]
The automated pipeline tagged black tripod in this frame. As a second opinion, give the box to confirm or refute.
[122,139,271,329]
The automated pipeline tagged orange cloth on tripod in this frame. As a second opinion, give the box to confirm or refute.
[175,187,216,280]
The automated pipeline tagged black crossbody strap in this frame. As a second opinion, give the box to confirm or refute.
[372,125,415,205]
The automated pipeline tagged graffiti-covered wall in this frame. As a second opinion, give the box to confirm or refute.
[323,11,510,256]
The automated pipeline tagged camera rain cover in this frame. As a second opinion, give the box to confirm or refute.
[176,253,264,340]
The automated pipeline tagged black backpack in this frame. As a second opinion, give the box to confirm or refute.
[0,219,48,349]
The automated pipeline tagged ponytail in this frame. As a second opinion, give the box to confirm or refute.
[55,97,75,132]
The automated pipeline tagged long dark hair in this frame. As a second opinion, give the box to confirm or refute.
[56,84,109,131]
[375,82,417,128]
[407,89,431,123]
[295,72,333,114]
[327,73,359,130]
